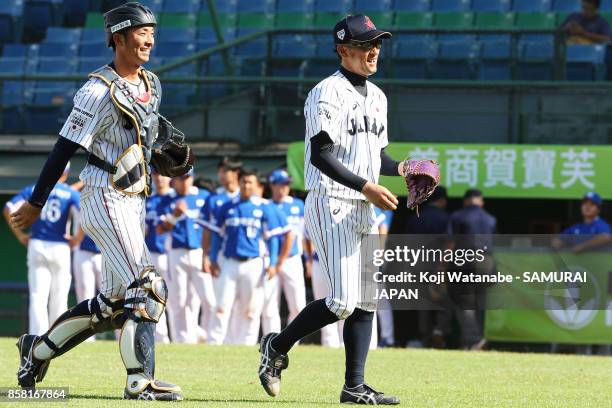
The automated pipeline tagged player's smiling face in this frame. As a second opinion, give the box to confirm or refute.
[339,40,381,77]
[115,25,155,66]
[240,175,258,200]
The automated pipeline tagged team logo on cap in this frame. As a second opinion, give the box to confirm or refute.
[364,16,376,29]
[337,29,345,40]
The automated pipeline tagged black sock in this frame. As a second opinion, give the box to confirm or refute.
[343,308,374,388]
[271,299,339,354]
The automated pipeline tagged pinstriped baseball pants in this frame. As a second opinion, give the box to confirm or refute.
[304,193,378,320]
[79,186,153,299]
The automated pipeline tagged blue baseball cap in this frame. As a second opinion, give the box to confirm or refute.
[334,14,392,45]
[268,169,292,185]
[582,191,602,207]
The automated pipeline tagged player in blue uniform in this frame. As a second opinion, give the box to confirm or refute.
[208,169,285,345]
[158,170,213,343]
[3,164,79,335]
[145,171,174,343]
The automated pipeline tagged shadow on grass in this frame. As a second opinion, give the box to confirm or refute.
[70,394,336,404]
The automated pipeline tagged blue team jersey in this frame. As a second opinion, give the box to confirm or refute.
[216,196,284,259]
[561,217,612,245]
[167,187,209,250]
[272,196,304,257]
[374,207,394,230]
[199,189,240,232]
[145,189,174,253]
[80,234,100,253]
[6,183,79,243]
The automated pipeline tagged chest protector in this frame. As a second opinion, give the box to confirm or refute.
[88,65,162,195]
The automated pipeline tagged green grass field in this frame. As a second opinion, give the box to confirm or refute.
[1,337,611,407]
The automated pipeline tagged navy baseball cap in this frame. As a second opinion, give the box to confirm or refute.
[269,169,292,185]
[582,191,602,207]
[334,14,392,45]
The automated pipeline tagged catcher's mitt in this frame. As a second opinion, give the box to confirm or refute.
[400,159,440,212]
[150,115,195,178]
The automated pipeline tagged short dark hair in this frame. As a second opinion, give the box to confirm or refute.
[584,0,601,8]
[218,156,243,171]
[239,168,259,181]
[463,188,483,200]
[428,186,448,203]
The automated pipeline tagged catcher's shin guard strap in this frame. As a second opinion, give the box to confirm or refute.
[124,268,168,323]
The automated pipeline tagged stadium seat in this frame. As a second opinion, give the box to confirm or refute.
[394,12,434,28]
[478,41,513,80]
[206,0,238,14]
[155,42,196,58]
[79,42,113,59]
[566,44,606,80]
[273,36,316,58]
[139,0,163,13]
[475,12,515,28]
[393,41,437,79]
[517,42,554,80]
[237,0,276,13]
[0,1,24,16]
[39,43,78,58]
[81,28,104,44]
[37,57,77,73]
[514,12,556,29]
[601,0,612,11]
[366,12,394,28]
[314,12,346,27]
[44,27,81,44]
[237,12,275,29]
[197,27,218,48]
[77,57,108,74]
[0,57,26,74]
[552,0,580,12]
[160,13,197,28]
[0,16,16,44]
[275,13,315,28]
[62,0,88,26]
[434,12,474,28]
[431,41,478,79]
[277,0,315,13]
[430,0,471,12]
[198,12,238,29]
[512,0,552,12]
[393,0,431,12]
[314,33,334,56]
[354,0,392,12]
[471,0,511,12]
[23,1,57,43]
[314,0,354,13]
[305,58,339,77]
[85,13,104,28]
[235,28,267,57]
[2,44,28,58]
[158,27,197,43]
[162,0,200,13]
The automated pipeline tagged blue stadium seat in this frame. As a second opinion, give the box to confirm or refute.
[517,42,554,79]
[478,34,512,44]
[0,1,24,16]
[235,28,267,57]
[430,41,478,79]
[237,0,276,13]
[158,27,197,43]
[355,0,392,12]
[139,0,163,13]
[155,42,197,58]
[519,34,554,45]
[144,56,165,70]
[162,62,198,77]
[0,57,26,74]
[211,0,238,14]
[196,27,218,49]
[2,43,28,57]
[37,58,77,73]
[81,28,105,44]
[305,58,339,77]
[393,41,437,79]
[39,43,79,58]
[277,0,315,13]
[314,0,354,13]
[430,0,471,12]
[566,44,606,80]
[478,41,512,80]
[601,0,612,11]
[62,0,88,26]
[44,27,81,43]
[77,57,108,74]
[393,0,431,11]
[552,0,580,12]
[79,43,113,59]
[0,1,23,44]
[512,0,552,12]
[436,33,477,42]
[471,0,511,12]
[23,1,58,43]
[162,0,200,13]
[274,36,316,58]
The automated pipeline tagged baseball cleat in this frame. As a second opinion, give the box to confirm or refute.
[340,383,400,405]
[16,334,50,389]
[124,380,183,401]
[258,333,289,397]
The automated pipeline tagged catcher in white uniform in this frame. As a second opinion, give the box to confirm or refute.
[10,2,193,400]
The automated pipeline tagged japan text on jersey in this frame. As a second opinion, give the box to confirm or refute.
[273,196,305,257]
[145,189,174,253]
[165,187,209,250]
[216,196,286,259]
[304,70,388,200]
[199,189,240,233]
[6,183,79,243]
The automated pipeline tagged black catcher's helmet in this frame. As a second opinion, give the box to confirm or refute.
[104,2,157,47]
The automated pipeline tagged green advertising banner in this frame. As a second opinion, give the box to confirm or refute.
[485,252,612,344]
[286,142,612,198]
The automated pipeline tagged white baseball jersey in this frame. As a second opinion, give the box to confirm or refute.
[59,76,151,188]
[304,70,389,200]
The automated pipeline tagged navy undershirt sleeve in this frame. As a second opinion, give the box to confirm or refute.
[380,148,400,176]
[29,137,81,208]
[310,130,368,192]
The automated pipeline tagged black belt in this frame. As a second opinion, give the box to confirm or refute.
[88,153,117,174]
[231,256,257,262]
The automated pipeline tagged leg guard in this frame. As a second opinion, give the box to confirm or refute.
[120,268,181,400]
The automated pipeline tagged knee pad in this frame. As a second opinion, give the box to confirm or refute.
[124,267,168,323]
[90,294,126,333]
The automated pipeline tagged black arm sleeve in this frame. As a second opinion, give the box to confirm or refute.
[380,148,401,176]
[29,137,81,208]
[310,131,368,192]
